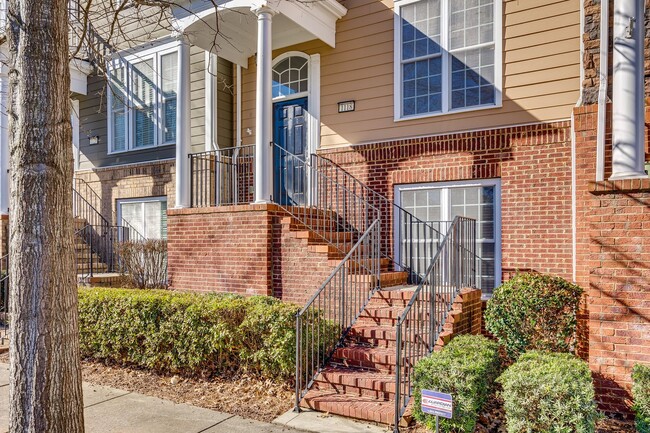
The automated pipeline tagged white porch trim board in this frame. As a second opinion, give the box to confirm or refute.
[174,35,192,209]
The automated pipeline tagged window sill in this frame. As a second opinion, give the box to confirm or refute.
[394,102,502,123]
[108,142,175,156]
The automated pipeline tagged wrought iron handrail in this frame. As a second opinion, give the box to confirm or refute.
[310,155,443,283]
[295,218,381,408]
[393,216,477,431]
[189,145,255,207]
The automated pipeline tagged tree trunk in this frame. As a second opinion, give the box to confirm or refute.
[7,0,85,432]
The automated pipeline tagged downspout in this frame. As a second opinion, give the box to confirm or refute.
[595,0,609,182]
[570,0,585,283]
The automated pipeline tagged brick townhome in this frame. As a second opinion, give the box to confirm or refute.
[0,0,648,426]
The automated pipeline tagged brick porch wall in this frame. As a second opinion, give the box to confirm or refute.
[318,121,575,282]
[574,103,650,415]
[435,287,483,350]
[167,205,274,296]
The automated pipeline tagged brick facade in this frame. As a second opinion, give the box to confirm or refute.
[435,287,483,350]
[574,103,650,415]
[318,122,575,283]
[74,159,175,224]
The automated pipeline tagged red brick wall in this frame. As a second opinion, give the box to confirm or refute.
[318,122,574,282]
[574,103,650,415]
[271,217,337,306]
[167,205,273,296]
[435,287,483,350]
[74,160,174,224]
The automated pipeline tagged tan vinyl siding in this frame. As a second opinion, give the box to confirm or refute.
[240,0,580,148]
[217,57,234,148]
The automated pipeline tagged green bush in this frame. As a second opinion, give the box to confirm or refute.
[78,288,303,380]
[413,335,501,432]
[484,272,583,359]
[633,364,650,433]
[497,351,599,433]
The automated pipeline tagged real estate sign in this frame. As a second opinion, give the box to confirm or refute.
[421,390,453,419]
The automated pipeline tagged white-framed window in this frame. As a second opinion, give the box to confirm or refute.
[117,197,168,240]
[108,41,179,154]
[394,0,502,120]
[395,179,501,296]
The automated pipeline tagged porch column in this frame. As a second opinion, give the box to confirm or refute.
[0,66,8,214]
[252,5,276,203]
[610,0,647,180]
[175,34,192,208]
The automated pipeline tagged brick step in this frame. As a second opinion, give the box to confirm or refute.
[313,366,396,400]
[301,388,396,425]
[75,254,106,265]
[331,344,405,374]
[281,216,347,232]
[76,262,109,273]
[293,230,356,244]
[347,325,433,348]
[329,257,393,272]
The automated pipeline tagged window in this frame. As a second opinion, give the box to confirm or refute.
[272,56,308,99]
[394,0,501,119]
[118,197,168,240]
[108,42,178,153]
[396,179,501,296]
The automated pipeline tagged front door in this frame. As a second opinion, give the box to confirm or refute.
[273,97,308,206]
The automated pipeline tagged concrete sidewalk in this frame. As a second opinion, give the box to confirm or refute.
[0,363,304,433]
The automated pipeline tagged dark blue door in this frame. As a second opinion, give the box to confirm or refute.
[273,97,308,206]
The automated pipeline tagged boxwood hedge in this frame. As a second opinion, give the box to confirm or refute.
[413,335,501,432]
[497,351,599,433]
[78,288,303,380]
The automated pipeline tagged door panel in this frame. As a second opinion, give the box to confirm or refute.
[273,97,308,206]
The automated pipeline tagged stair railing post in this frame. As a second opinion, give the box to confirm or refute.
[294,313,302,413]
[394,320,402,433]
[89,226,93,278]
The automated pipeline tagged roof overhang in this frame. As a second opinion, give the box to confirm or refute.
[171,0,347,67]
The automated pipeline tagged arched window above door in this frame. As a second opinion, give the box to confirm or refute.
[272,55,308,99]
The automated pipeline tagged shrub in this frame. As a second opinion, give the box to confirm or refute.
[633,364,650,433]
[78,288,303,380]
[497,351,599,433]
[117,240,168,289]
[484,272,583,359]
[413,335,501,432]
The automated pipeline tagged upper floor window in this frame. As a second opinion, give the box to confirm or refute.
[108,41,178,154]
[394,0,501,120]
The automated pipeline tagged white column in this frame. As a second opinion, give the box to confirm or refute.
[204,51,218,152]
[610,0,647,180]
[0,68,8,214]
[252,5,275,203]
[175,34,192,208]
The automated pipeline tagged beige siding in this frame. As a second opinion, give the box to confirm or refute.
[240,0,580,148]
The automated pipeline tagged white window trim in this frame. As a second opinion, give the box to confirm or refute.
[394,178,502,297]
[393,0,503,122]
[107,40,181,155]
[117,196,168,240]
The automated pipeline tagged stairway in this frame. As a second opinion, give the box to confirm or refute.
[300,287,418,426]
[74,217,111,281]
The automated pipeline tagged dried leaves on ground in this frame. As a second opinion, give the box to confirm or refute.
[80,359,294,423]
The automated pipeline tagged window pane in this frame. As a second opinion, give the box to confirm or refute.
[450,46,495,109]
[402,56,442,116]
[132,59,155,148]
[144,201,163,239]
[110,66,127,152]
[121,202,144,236]
[161,53,177,143]
[272,56,308,98]
[401,0,441,61]
[449,0,493,50]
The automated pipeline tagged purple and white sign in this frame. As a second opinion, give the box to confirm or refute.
[421,390,453,419]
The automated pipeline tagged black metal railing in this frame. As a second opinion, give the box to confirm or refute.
[310,156,443,284]
[295,218,381,408]
[0,253,7,344]
[393,216,477,430]
[189,145,255,207]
